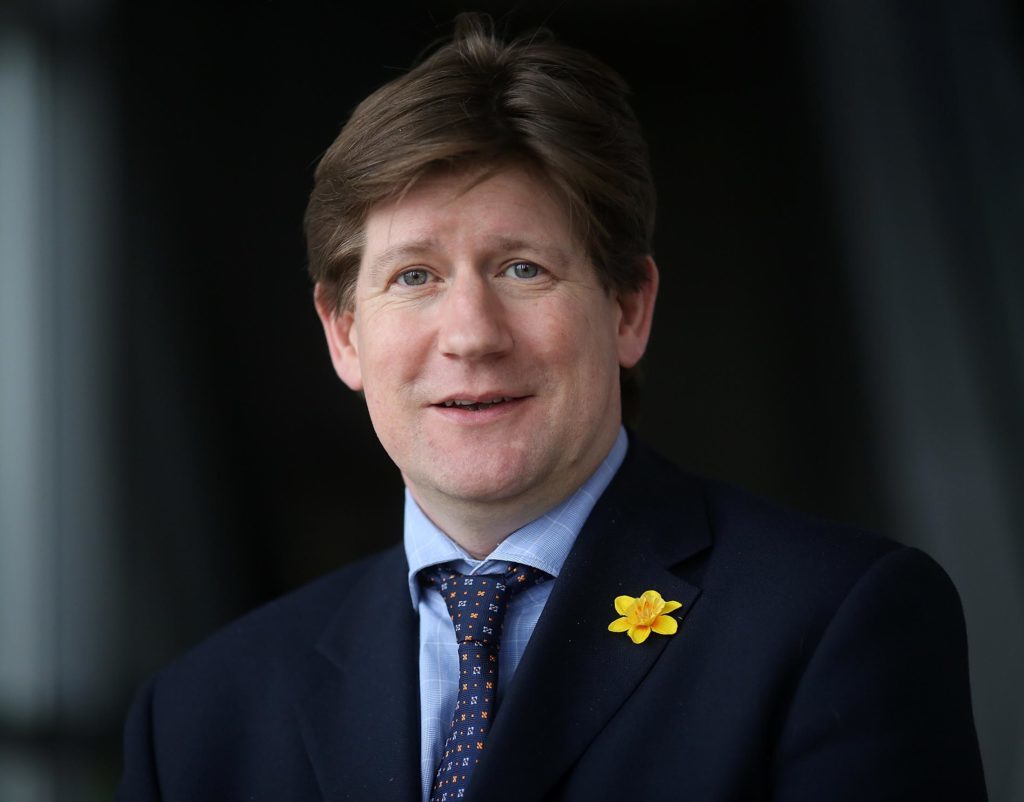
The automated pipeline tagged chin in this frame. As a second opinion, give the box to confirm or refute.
[412,450,545,504]
[444,469,536,504]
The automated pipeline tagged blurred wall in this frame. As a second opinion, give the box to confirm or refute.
[0,0,1021,798]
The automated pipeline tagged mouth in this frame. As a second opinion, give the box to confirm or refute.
[435,396,518,412]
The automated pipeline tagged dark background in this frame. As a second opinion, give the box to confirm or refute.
[119,0,873,625]
[1,0,1021,798]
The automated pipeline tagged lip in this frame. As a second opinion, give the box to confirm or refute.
[429,394,530,423]
[431,391,526,407]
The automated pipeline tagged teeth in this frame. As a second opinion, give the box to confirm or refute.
[442,397,513,409]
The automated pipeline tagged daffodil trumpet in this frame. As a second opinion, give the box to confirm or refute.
[608,589,682,644]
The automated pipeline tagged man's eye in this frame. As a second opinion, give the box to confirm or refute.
[396,269,429,286]
[505,262,541,279]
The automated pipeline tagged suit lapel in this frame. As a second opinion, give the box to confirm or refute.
[470,442,712,801]
[296,546,422,802]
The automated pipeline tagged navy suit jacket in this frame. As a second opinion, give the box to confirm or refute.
[117,440,987,800]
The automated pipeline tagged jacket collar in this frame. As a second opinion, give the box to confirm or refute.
[297,544,422,802]
[468,438,712,801]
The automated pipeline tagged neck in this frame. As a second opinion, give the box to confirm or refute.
[405,425,623,559]
[407,488,557,559]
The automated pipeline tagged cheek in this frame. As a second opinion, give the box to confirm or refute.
[357,343,405,423]
[527,302,619,382]
[356,316,420,385]
[519,307,577,366]
[565,299,622,364]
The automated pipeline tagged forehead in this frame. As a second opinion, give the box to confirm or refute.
[359,166,584,275]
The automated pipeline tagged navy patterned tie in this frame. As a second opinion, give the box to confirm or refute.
[427,564,549,802]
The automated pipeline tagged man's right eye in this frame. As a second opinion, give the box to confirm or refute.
[396,269,429,286]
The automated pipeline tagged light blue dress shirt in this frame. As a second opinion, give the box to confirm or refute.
[404,427,628,801]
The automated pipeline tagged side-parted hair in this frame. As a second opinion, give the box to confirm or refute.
[305,13,656,312]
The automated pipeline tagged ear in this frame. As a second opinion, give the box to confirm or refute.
[314,283,364,391]
[615,256,659,368]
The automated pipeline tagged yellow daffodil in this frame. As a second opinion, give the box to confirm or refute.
[608,590,682,644]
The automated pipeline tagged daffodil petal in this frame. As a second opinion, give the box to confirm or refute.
[651,615,678,635]
[608,617,631,632]
[641,590,663,604]
[660,600,682,614]
[614,595,636,615]
[628,625,651,644]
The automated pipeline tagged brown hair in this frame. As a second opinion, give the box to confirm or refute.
[305,13,656,312]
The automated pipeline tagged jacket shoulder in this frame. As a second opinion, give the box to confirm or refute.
[625,435,902,572]
[622,436,940,628]
[152,544,406,701]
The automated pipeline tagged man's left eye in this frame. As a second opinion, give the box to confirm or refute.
[504,262,541,279]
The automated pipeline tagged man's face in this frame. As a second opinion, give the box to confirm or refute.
[318,166,656,525]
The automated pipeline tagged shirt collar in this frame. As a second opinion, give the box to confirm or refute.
[404,426,629,610]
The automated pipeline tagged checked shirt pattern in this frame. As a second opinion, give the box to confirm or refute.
[427,564,549,802]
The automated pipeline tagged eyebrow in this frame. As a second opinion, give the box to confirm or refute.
[365,240,440,281]
[490,236,573,266]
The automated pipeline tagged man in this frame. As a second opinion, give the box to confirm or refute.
[117,15,987,801]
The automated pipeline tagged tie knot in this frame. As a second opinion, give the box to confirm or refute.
[428,564,549,649]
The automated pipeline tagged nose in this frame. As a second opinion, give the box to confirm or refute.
[436,273,513,360]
